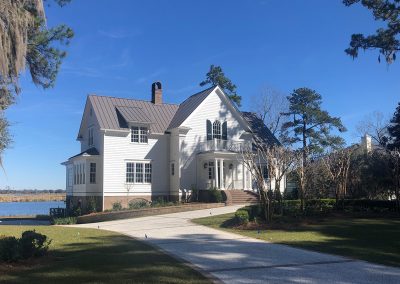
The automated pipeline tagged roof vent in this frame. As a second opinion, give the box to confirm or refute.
[151,81,162,105]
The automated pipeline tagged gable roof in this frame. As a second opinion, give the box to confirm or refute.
[88,95,179,134]
[242,112,280,146]
[167,85,217,129]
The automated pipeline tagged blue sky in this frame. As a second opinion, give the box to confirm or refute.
[2,0,399,190]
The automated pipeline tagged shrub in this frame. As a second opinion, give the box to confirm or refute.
[152,197,168,207]
[86,197,98,213]
[51,216,77,225]
[19,230,51,258]
[234,209,249,225]
[0,236,20,262]
[0,231,51,262]
[128,199,149,210]
[209,188,223,203]
[112,201,123,211]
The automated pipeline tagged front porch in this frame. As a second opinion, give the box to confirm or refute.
[196,152,252,191]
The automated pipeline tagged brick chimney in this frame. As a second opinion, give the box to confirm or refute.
[151,81,162,105]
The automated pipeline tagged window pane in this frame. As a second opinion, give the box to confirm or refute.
[136,163,143,183]
[126,162,135,183]
[90,163,96,184]
[213,121,221,139]
[131,127,139,143]
[140,127,148,143]
[145,163,152,183]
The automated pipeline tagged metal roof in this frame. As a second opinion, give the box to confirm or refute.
[167,85,217,129]
[89,95,179,134]
[241,111,280,146]
[68,147,100,160]
[116,106,153,124]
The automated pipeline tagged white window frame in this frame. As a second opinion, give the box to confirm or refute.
[131,126,148,144]
[212,121,221,140]
[126,161,152,184]
[90,163,96,184]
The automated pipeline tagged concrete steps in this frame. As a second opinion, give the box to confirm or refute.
[224,190,259,205]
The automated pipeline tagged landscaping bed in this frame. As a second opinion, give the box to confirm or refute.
[77,203,225,224]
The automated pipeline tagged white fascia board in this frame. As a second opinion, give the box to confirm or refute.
[214,87,252,132]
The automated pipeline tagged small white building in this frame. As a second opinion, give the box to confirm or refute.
[62,83,281,211]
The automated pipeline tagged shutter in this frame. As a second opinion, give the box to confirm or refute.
[207,120,212,140]
[222,121,227,140]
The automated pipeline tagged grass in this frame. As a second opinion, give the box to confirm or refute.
[192,212,400,268]
[0,226,210,284]
[0,193,65,202]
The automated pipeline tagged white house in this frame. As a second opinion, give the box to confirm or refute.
[62,82,281,211]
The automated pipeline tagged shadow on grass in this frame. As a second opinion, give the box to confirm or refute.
[1,234,209,284]
[195,213,400,268]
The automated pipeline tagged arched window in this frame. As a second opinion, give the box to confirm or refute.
[213,121,221,139]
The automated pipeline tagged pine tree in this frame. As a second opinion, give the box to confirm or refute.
[200,65,242,106]
[387,102,400,150]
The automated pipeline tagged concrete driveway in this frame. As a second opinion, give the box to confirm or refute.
[75,205,400,283]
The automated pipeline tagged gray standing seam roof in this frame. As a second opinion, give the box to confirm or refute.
[242,111,281,146]
[85,88,279,146]
[89,95,179,133]
[167,86,216,129]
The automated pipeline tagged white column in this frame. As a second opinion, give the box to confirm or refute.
[220,159,224,189]
[214,158,218,188]
[242,162,246,190]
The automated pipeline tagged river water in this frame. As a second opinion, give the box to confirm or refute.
[0,201,65,216]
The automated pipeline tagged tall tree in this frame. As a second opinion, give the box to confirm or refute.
[343,0,400,64]
[251,87,289,141]
[355,111,389,147]
[387,102,400,150]
[281,88,346,210]
[0,0,73,163]
[200,65,242,106]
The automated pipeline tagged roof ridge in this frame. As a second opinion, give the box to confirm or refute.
[88,94,180,106]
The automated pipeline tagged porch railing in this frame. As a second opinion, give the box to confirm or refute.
[199,140,251,152]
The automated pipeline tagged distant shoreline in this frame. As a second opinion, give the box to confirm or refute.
[0,193,65,203]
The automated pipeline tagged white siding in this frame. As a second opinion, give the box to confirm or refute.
[179,90,250,190]
[103,131,170,196]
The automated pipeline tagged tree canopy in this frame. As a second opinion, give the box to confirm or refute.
[200,65,242,106]
[387,102,400,150]
[344,0,400,63]
[281,87,346,162]
[0,0,73,163]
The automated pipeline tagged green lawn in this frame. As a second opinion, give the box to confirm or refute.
[0,225,210,284]
[192,213,400,268]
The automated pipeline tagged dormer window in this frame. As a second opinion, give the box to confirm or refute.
[207,120,227,140]
[131,126,148,143]
[88,127,94,146]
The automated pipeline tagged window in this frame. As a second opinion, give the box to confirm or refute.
[73,163,86,185]
[126,163,135,183]
[88,127,94,146]
[140,127,148,143]
[213,121,221,139]
[145,164,152,183]
[207,120,227,140]
[259,165,268,180]
[208,162,214,180]
[171,163,175,176]
[126,161,152,184]
[67,168,73,186]
[90,163,96,184]
[131,126,148,143]
[136,163,143,183]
